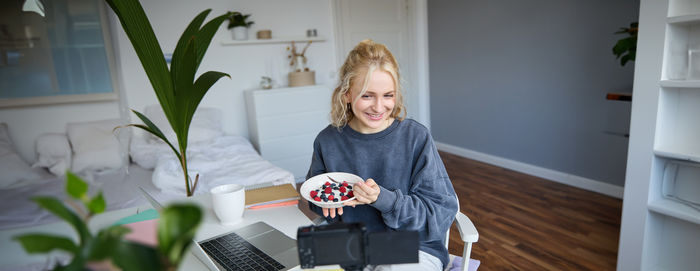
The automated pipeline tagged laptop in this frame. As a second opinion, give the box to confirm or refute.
[138,187,300,271]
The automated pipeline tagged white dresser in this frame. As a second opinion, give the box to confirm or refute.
[245,85,333,179]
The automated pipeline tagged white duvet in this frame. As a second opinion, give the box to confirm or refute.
[131,135,295,195]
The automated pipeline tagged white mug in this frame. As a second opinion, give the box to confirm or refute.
[210,184,245,225]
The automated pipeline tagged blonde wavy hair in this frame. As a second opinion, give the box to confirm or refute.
[329,39,406,128]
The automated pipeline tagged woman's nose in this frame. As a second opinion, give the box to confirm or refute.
[373,97,382,109]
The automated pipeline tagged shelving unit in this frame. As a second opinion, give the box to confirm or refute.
[221,36,325,46]
[618,0,700,270]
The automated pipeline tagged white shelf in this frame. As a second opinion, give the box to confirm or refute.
[660,80,700,88]
[221,36,326,46]
[667,14,700,25]
[654,148,700,163]
[648,198,700,225]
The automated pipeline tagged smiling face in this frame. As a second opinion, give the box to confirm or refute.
[345,69,396,134]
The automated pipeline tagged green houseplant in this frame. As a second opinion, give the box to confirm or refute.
[13,172,202,271]
[106,0,230,197]
[613,22,638,66]
[226,11,254,40]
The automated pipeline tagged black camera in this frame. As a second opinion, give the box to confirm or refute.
[297,223,419,271]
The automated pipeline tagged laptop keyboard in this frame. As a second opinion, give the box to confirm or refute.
[200,232,286,271]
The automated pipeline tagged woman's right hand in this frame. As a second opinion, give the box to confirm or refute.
[322,207,343,218]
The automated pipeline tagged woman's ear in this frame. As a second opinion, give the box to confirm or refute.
[343,91,351,104]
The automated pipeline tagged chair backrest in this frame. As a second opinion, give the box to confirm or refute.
[445,194,460,248]
[446,194,479,271]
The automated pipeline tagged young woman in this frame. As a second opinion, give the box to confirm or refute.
[306,40,458,270]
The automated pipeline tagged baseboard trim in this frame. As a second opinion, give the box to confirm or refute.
[436,142,624,199]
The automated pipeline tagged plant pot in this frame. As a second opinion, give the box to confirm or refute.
[231,26,248,40]
[288,71,315,87]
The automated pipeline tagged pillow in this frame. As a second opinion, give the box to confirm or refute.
[143,105,223,144]
[32,133,72,176]
[67,119,130,174]
[0,123,46,189]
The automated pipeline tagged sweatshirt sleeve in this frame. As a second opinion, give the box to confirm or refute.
[370,135,458,243]
[305,136,338,221]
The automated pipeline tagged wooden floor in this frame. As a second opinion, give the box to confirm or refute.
[442,151,623,270]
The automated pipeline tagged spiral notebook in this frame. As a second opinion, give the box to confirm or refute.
[245,182,300,208]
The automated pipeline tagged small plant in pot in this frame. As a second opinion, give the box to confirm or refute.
[612,22,638,66]
[227,11,254,40]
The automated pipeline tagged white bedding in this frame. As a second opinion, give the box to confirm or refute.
[136,135,295,195]
[0,135,295,230]
[0,166,150,230]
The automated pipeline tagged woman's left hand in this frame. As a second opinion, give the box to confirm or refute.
[344,178,380,207]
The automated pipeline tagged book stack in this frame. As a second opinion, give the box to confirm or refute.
[245,182,300,209]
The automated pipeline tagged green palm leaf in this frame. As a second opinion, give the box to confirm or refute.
[104,0,174,113]
[170,9,211,86]
[194,14,230,69]
[128,110,180,158]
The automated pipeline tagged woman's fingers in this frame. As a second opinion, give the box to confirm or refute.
[343,199,361,207]
[353,179,379,204]
[322,207,344,217]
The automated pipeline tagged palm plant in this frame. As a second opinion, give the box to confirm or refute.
[105,0,229,196]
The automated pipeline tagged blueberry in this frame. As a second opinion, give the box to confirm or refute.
[333,199,338,202]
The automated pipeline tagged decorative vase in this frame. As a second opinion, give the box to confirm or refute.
[288,71,315,87]
[232,26,248,40]
[293,56,306,72]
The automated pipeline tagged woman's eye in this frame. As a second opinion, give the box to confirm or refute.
[384,94,394,98]
[361,95,371,99]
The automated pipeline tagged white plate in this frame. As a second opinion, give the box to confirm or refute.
[301,172,364,208]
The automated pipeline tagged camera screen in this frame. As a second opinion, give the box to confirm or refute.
[312,230,363,265]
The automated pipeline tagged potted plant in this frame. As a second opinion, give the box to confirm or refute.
[14,172,202,271]
[227,11,254,40]
[106,0,229,197]
[613,22,638,66]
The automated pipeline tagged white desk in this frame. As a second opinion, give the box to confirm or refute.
[0,195,316,271]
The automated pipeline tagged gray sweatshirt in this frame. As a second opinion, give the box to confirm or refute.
[306,119,458,268]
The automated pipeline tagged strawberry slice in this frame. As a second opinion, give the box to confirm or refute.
[310,191,318,198]
[347,191,354,197]
[314,196,321,201]
[341,196,349,201]
[324,187,332,194]
[339,187,347,193]
[328,195,334,201]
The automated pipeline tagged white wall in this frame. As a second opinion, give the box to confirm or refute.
[111,0,338,139]
[1,0,338,163]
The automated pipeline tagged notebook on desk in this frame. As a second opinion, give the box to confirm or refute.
[138,187,299,271]
[245,182,300,208]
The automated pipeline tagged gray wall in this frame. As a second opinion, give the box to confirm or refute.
[428,0,639,187]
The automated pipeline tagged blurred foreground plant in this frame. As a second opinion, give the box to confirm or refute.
[14,172,202,271]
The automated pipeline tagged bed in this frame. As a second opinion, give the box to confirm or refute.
[0,106,296,231]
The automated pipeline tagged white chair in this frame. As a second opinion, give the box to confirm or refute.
[446,197,479,271]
